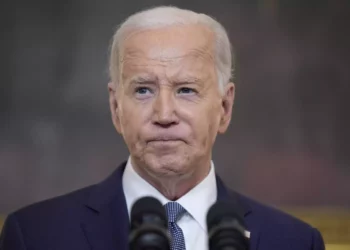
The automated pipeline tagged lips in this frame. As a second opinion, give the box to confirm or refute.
[147,140,183,149]
[146,135,185,143]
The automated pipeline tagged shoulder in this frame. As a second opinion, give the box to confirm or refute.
[10,184,96,226]
[0,185,99,249]
[10,163,127,222]
[7,164,126,228]
[235,193,325,249]
[237,193,309,228]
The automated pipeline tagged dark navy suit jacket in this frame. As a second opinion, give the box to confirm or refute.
[0,162,325,250]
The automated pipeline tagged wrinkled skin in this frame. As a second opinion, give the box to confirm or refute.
[108,24,235,199]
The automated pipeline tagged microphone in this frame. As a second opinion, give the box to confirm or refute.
[129,196,170,250]
[207,201,249,250]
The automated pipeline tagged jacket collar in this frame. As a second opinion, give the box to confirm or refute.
[82,161,253,250]
[85,161,251,216]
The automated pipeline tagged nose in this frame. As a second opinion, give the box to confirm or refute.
[152,89,179,127]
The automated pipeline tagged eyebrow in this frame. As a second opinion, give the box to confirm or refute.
[126,74,203,86]
[128,75,157,85]
[174,76,201,84]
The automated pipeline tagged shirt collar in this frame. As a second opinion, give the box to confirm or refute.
[122,157,217,231]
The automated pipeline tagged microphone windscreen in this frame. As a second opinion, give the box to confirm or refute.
[130,196,167,230]
[207,200,245,231]
[207,201,249,250]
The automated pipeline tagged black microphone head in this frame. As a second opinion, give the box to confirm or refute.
[129,196,170,250]
[207,201,249,250]
[131,196,167,230]
[207,200,245,230]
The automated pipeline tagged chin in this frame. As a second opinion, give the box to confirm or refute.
[144,154,190,177]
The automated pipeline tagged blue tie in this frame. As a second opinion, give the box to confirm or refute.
[164,202,186,250]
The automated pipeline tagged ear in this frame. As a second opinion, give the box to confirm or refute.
[108,82,123,134]
[218,82,235,134]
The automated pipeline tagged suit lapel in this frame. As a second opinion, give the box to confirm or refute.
[80,163,261,250]
[216,175,261,250]
[81,162,129,250]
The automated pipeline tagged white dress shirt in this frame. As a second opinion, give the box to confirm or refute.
[122,157,217,250]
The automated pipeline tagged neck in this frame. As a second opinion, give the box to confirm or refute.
[131,158,211,200]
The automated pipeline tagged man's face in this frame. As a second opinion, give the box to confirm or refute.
[109,24,234,179]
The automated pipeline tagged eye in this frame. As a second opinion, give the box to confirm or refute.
[177,87,197,95]
[135,87,152,95]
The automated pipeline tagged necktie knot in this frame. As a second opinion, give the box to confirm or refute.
[164,202,186,223]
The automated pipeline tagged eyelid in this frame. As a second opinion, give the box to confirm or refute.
[135,86,154,92]
[134,86,154,99]
[132,82,155,92]
[177,86,198,94]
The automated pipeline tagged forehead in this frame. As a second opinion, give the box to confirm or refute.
[120,24,216,80]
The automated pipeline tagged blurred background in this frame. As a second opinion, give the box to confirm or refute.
[1,0,349,248]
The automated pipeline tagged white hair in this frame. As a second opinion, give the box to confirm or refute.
[109,6,233,94]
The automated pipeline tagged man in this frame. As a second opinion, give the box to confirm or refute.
[0,6,324,250]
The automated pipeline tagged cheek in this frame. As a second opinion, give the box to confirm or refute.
[120,102,147,143]
[178,102,220,144]
[200,102,222,143]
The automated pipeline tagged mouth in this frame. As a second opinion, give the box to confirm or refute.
[146,136,185,145]
[147,135,185,142]
[147,139,183,143]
